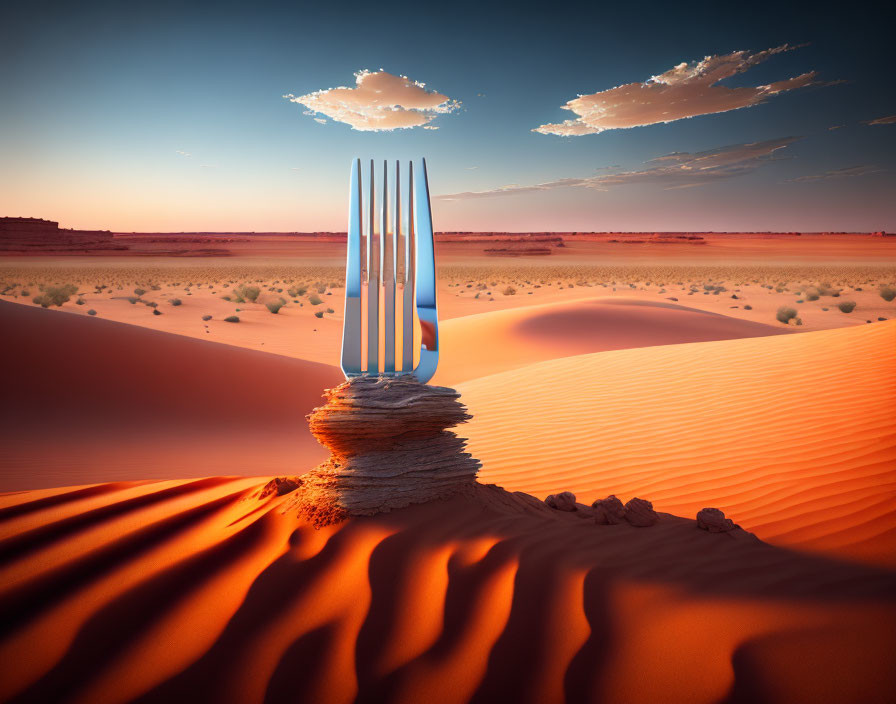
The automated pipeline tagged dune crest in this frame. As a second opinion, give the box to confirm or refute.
[435,297,789,384]
[459,320,896,566]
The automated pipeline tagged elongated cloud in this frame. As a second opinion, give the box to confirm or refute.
[866,114,896,126]
[284,70,459,131]
[785,165,882,182]
[437,137,799,200]
[534,45,819,136]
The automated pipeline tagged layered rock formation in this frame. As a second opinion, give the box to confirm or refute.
[286,375,481,526]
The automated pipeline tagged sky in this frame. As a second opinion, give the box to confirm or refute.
[1,0,894,232]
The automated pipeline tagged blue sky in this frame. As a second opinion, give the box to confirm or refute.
[1,0,894,231]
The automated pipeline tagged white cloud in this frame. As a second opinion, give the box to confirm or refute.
[534,45,821,136]
[175,150,191,157]
[436,137,799,200]
[285,69,460,131]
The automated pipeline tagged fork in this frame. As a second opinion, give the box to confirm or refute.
[340,158,439,383]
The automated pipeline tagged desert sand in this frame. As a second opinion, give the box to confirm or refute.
[1,244,895,703]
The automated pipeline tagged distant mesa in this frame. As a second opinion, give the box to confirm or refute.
[0,217,124,254]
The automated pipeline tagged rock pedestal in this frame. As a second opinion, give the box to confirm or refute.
[286,375,481,526]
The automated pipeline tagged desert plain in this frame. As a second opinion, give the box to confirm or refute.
[1,232,895,703]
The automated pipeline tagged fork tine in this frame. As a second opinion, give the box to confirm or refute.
[366,159,379,374]
[402,160,415,373]
[413,157,438,383]
[382,160,396,373]
[340,158,362,377]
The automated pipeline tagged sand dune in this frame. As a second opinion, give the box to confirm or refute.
[435,297,789,384]
[458,321,896,567]
[0,301,343,491]
[0,479,894,703]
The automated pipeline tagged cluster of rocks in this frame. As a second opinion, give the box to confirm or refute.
[284,375,481,526]
[544,491,739,532]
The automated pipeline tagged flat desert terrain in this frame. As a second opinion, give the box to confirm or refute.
[1,236,895,703]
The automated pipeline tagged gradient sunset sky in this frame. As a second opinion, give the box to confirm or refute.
[2,0,894,232]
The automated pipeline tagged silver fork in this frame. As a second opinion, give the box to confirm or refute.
[340,158,439,383]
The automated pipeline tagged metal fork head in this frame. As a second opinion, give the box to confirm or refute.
[340,158,438,384]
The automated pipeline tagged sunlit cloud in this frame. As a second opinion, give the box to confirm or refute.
[866,114,896,126]
[534,45,822,136]
[785,165,882,182]
[437,137,799,200]
[284,69,460,131]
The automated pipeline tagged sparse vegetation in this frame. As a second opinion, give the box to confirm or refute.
[233,284,260,303]
[202,314,212,321]
[837,300,856,313]
[32,283,78,307]
[880,286,896,302]
[503,286,517,295]
[87,309,97,316]
[314,311,323,318]
[265,301,284,314]
[308,293,323,305]
[224,315,240,323]
[776,306,798,324]
[170,298,182,306]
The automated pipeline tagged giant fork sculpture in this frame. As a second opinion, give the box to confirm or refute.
[340,158,439,383]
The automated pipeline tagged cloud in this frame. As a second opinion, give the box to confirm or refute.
[175,150,191,157]
[534,45,821,136]
[284,70,459,131]
[785,165,882,182]
[866,114,896,126]
[436,137,799,200]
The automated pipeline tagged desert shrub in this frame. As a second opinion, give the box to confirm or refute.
[87,309,97,316]
[503,286,517,295]
[202,314,212,321]
[805,287,820,301]
[134,288,146,296]
[744,305,753,310]
[265,301,284,314]
[234,284,260,303]
[153,309,162,316]
[76,299,85,305]
[288,285,307,297]
[308,293,323,305]
[170,298,182,306]
[326,307,334,314]
[32,284,78,307]
[776,306,798,324]
[314,311,323,318]
[837,300,856,313]
[126,296,139,304]
[880,286,896,302]
[224,315,240,323]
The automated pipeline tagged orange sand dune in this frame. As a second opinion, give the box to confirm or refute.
[0,301,343,491]
[459,321,896,567]
[0,479,894,703]
[435,297,789,385]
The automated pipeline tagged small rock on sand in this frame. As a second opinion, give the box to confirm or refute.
[697,507,736,533]
[624,497,658,527]
[592,495,626,524]
[545,491,577,511]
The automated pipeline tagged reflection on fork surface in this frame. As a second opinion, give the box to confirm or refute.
[340,158,439,384]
